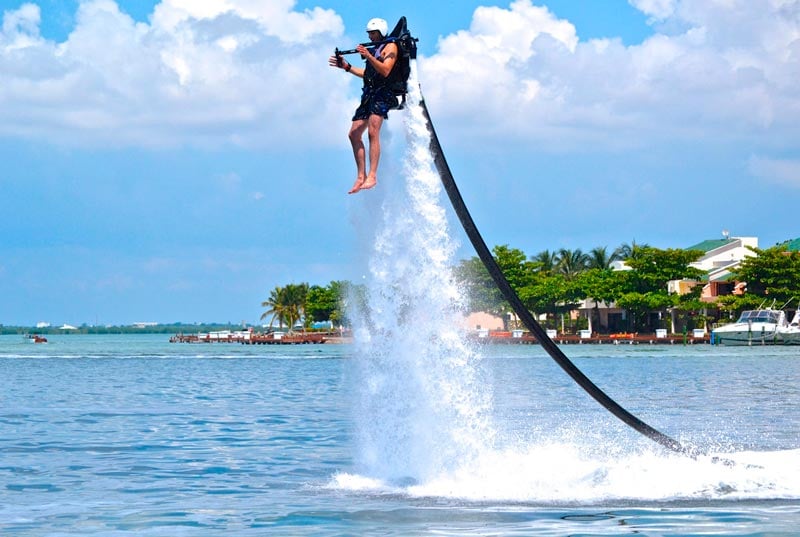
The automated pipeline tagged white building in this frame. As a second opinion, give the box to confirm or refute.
[687,235,758,281]
[666,235,758,302]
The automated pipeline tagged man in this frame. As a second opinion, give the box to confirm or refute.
[329,18,399,194]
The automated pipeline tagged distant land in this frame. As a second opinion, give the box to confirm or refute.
[0,323,254,336]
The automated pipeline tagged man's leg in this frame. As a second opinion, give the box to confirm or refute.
[348,119,368,193]
[361,114,384,190]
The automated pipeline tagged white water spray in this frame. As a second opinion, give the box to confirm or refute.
[348,62,495,483]
[335,63,800,504]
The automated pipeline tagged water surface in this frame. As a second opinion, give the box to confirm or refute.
[1,334,798,535]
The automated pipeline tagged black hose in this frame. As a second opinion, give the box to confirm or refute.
[419,97,691,456]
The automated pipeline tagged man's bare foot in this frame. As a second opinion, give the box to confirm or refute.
[361,175,377,190]
[348,176,366,194]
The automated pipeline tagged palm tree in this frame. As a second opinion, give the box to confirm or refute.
[613,240,650,261]
[531,249,558,274]
[260,283,309,331]
[282,283,309,330]
[556,248,589,280]
[587,246,619,270]
[261,286,290,329]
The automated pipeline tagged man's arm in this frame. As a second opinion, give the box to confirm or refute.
[358,42,398,78]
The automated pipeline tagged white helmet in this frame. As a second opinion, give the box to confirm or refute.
[365,18,388,37]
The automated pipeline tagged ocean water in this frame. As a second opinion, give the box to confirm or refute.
[1,335,799,536]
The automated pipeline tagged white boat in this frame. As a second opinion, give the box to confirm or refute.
[711,309,787,346]
[777,309,800,345]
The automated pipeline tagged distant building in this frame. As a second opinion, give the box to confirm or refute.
[687,236,758,278]
[460,311,505,332]
[685,236,757,302]
[575,298,627,334]
[36,322,51,329]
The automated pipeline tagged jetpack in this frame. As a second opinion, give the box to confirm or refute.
[335,17,418,105]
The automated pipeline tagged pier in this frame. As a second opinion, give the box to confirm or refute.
[170,329,709,345]
[169,330,348,345]
[470,331,710,345]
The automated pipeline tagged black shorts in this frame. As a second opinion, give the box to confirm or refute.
[352,87,399,121]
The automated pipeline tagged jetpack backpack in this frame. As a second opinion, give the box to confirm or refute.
[385,16,418,102]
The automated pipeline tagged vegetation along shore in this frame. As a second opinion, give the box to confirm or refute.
[261,240,800,336]
[8,240,798,338]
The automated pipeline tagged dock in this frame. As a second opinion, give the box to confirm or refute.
[470,332,710,345]
[170,330,708,345]
[169,330,348,345]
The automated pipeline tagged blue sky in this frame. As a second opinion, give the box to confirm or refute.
[1,0,799,326]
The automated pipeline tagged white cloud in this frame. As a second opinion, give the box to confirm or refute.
[421,0,577,123]
[1,2,41,48]
[748,155,800,188]
[1,0,799,158]
[628,0,676,21]
[420,0,800,150]
[0,0,350,148]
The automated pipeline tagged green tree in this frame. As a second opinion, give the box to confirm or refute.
[494,245,536,290]
[518,271,585,331]
[327,280,348,326]
[260,283,309,330]
[615,290,674,330]
[330,280,368,328]
[615,247,705,331]
[454,256,506,316]
[732,245,800,305]
[715,293,765,321]
[518,273,564,329]
[674,289,712,331]
[305,283,339,325]
[574,268,624,332]
[455,245,539,319]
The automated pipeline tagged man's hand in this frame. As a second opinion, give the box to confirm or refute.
[355,44,370,57]
[328,55,349,70]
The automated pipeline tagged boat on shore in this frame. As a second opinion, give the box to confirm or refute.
[776,309,800,345]
[711,309,787,345]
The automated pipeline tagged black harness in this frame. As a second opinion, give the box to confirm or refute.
[362,41,407,109]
